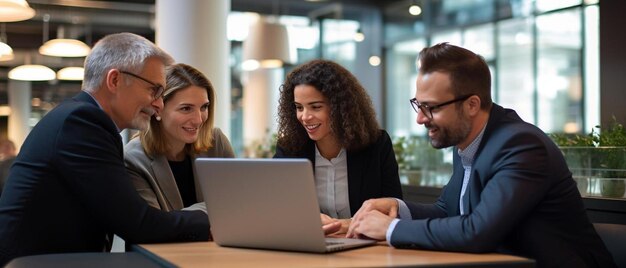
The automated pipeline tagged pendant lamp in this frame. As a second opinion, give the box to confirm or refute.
[57,66,84,81]
[242,17,291,71]
[39,25,91,57]
[8,53,55,81]
[0,23,14,61]
[0,0,35,22]
[9,64,55,81]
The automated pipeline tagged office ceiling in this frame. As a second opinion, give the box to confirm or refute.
[0,0,414,105]
[2,0,411,51]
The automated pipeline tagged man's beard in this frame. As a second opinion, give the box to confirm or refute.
[428,109,471,149]
[130,108,156,130]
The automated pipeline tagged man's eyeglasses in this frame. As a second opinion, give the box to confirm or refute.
[120,70,165,100]
[409,94,473,120]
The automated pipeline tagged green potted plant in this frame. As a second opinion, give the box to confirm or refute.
[393,135,451,187]
[551,119,626,198]
[245,129,277,158]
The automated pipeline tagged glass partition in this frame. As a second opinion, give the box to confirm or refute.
[497,18,534,123]
[536,8,582,133]
[385,38,426,138]
[383,1,597,188]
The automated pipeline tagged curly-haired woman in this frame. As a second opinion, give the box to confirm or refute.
[274,59,402,235]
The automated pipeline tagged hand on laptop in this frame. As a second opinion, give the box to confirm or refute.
[346,198,399,240]
[346,210,393,240]
[321,213,351,236]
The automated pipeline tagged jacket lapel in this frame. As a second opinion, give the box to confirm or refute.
[465,104,507,213]
[151,155,184,210]
[346,151,364,215]
[447,151,465,215]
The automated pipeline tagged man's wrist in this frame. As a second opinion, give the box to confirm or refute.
[386,218,400,245]
[395,198,411,219]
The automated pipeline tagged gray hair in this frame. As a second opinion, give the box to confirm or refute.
[82,32,174,93]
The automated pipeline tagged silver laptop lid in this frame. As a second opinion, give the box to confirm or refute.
[195,158,329,252]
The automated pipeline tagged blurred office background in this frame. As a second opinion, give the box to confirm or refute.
[0,0,623,158]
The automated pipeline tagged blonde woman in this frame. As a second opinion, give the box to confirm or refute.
[125,63,234,211]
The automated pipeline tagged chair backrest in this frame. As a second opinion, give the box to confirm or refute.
[594,223,626,268]
[5,252,161,268]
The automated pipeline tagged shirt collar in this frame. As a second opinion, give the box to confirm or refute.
[315,145,346,166]
[457,124,487,167]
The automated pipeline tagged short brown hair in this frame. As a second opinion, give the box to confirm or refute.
[139,63,216,157]
[418,42,492,110]
[277,59,380,153]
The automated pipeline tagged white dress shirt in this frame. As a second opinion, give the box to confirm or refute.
[314,146,351,219]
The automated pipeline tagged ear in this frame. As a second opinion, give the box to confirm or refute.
[466,95,482,116]
[104,69,121,94]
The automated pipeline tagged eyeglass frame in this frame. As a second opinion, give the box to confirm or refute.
[409,94,473,119]
[119,70,165,100]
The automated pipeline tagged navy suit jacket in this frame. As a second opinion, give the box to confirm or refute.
[0,92,209,266]
[390,104,615,267]
[274,130,403,216]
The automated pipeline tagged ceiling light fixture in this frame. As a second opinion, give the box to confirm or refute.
[39,24,91,57]
[39,38,91,57]
[242,17,291,71]
[409,2,422,16]
[9,64,56,81]
[369,55,381,67]
[0,23,14,61]
[353,28,364,42]
[0,41,12,60]
[8,53,56,81]
[0,0,35,22]
[57,66,84,80]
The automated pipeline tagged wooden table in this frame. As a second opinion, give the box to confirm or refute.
[133,242,534,267]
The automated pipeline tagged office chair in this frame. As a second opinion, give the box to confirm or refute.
[5,252,162,268]
[594,223,626,268]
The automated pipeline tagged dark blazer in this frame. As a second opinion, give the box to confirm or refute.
[274,129,403,216]
[0,156,15,198]
[391,104,615,268]
[0,92,209,266]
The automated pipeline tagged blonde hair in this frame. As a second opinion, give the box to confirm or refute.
[139,63,216,157]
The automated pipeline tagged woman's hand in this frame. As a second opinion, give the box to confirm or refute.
[321,213,351,236]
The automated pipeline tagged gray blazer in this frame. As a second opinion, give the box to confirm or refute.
[124,128,235,211]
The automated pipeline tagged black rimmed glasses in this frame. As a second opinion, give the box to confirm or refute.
[409,94,473,120]
[120,70,165,100]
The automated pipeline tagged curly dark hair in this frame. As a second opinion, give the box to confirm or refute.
[277,59,380,153]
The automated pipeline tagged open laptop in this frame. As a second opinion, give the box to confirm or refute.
[195,158,377,253]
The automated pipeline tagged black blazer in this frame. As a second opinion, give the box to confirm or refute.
[274,130,403,216]
[391,104,615,268]
[0,92,209,266]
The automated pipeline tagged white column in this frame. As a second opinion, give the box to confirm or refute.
[8,80,31,152]
[155,0,231,137]
[241,68,282,156]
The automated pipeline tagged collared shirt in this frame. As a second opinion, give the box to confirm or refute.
[314,146,350,219]
[386,124,487,244]
[457,125,486,215]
